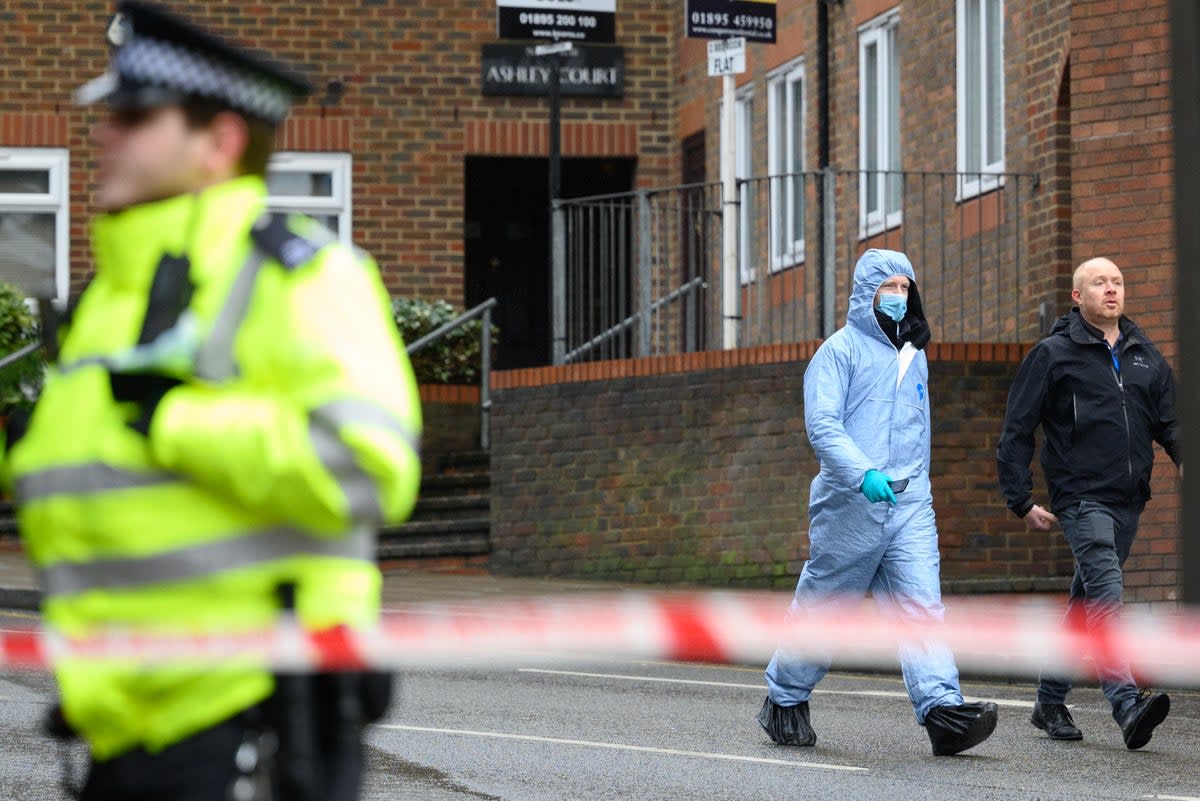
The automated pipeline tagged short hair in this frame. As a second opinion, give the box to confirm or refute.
[181,98,276,177]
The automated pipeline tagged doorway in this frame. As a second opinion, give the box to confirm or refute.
[464,156,636,369]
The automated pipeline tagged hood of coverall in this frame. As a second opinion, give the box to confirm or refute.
[845,249,927,346]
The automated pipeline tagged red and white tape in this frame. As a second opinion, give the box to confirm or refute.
[4,592,1200,685]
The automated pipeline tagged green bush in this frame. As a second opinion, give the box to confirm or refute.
[0,282,43,413]
[392,297,499,385]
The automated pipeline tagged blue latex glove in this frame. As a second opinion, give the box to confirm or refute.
[860,469,897,504]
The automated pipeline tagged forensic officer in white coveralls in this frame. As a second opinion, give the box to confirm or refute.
[757,249,998,756]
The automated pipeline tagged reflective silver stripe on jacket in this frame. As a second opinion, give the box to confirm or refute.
[55,355,118,375]
[309,398,421,524]
[190,216,339,377]
[192,246,269,382]
[39,524,375,598]
[13,464,180,505]
[56,216,332,380]
[194,214,338,380]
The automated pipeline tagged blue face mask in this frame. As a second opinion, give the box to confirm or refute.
[877,293,907,322]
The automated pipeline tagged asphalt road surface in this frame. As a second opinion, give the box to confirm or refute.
[2,608,1198,801]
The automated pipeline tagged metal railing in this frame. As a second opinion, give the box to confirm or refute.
[406,297,497,449]
[554,182,722,363]
[563,276,706,363]
[554,169,1041,362]
[0,342,39,371]
[0,303,498,450]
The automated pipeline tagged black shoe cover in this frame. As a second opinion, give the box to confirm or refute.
[756,696,816,746]
[924,701,999,756]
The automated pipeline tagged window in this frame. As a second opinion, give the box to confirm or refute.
[957,0,1005,198]
[859,12,901,237]
[0,148,69,303]
[768,58,806,270]
[734,86,755,283]
[266,152,352,244]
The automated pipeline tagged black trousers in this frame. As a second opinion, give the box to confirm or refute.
[79,710,364,801]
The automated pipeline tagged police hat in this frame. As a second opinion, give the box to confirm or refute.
[76,0,312,124]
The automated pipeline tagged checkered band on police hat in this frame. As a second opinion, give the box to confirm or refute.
[75,1,312,122]
[115,35,294,123]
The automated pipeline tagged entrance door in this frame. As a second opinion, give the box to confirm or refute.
[464,156,635,369]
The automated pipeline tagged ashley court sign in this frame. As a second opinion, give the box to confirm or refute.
[481,42,624,97]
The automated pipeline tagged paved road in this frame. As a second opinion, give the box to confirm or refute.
[372,661,1200,801]
[3,611,1197,801]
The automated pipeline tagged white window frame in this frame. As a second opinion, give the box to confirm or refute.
[722,84,756,284]
[956,0,1006,199]
[859,11,902,238]
[266,152,353,245]
[767,57,806,271]
[0,148,70,304]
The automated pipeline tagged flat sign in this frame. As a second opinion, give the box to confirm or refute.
[707,37,746,76]
[685,0,776,44]
[497,0,617,44]
[482,43,625,97]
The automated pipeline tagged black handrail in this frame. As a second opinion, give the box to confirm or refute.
[406,298,498,449]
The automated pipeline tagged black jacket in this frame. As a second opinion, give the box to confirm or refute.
[996,308,1181,516]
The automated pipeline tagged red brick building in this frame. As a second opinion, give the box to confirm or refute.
[1,0,679,367]
[0,0,1183,602]
[625,0,1178,604]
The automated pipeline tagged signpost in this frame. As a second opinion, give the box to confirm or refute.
[705,36,747,349]
[534,40,575,208]
[685,1,769,350]
[496,1,619,365]
[689,23,753,350]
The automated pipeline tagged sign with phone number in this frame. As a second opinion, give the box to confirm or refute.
[685,0,776,44]
[497,0,616,44]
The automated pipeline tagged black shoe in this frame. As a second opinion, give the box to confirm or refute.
[1117,690,1169,750]
[1030,702,1083,741]
[756,696,816,746]
[924,701,999,756]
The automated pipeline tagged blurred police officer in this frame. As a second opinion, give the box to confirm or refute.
[4,2,422,798]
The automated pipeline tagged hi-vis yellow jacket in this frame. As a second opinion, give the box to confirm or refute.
[6,175,422,760]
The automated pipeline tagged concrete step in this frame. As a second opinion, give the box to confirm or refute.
[392,449,491,561]
[437,449,490,474]
[0,461,494,560]
[384,517,490,536]
[419,472,490,496]
[378,517,490,559]
[412,494,489,520]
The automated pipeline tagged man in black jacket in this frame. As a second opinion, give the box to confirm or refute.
[997,257,1181,750]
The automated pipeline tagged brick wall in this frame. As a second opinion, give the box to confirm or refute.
[829,0,1070,334]
[656,0,1184,600]
[1070,0,1180,603]
[490,345,1088,596]
[6,2,1182,598]
[1,0,679,305]
[678,0,1072,341]
[1023,0,1075,334]
[418,384,481,473]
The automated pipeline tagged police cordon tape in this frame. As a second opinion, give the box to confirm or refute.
[3,591,1200,685]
